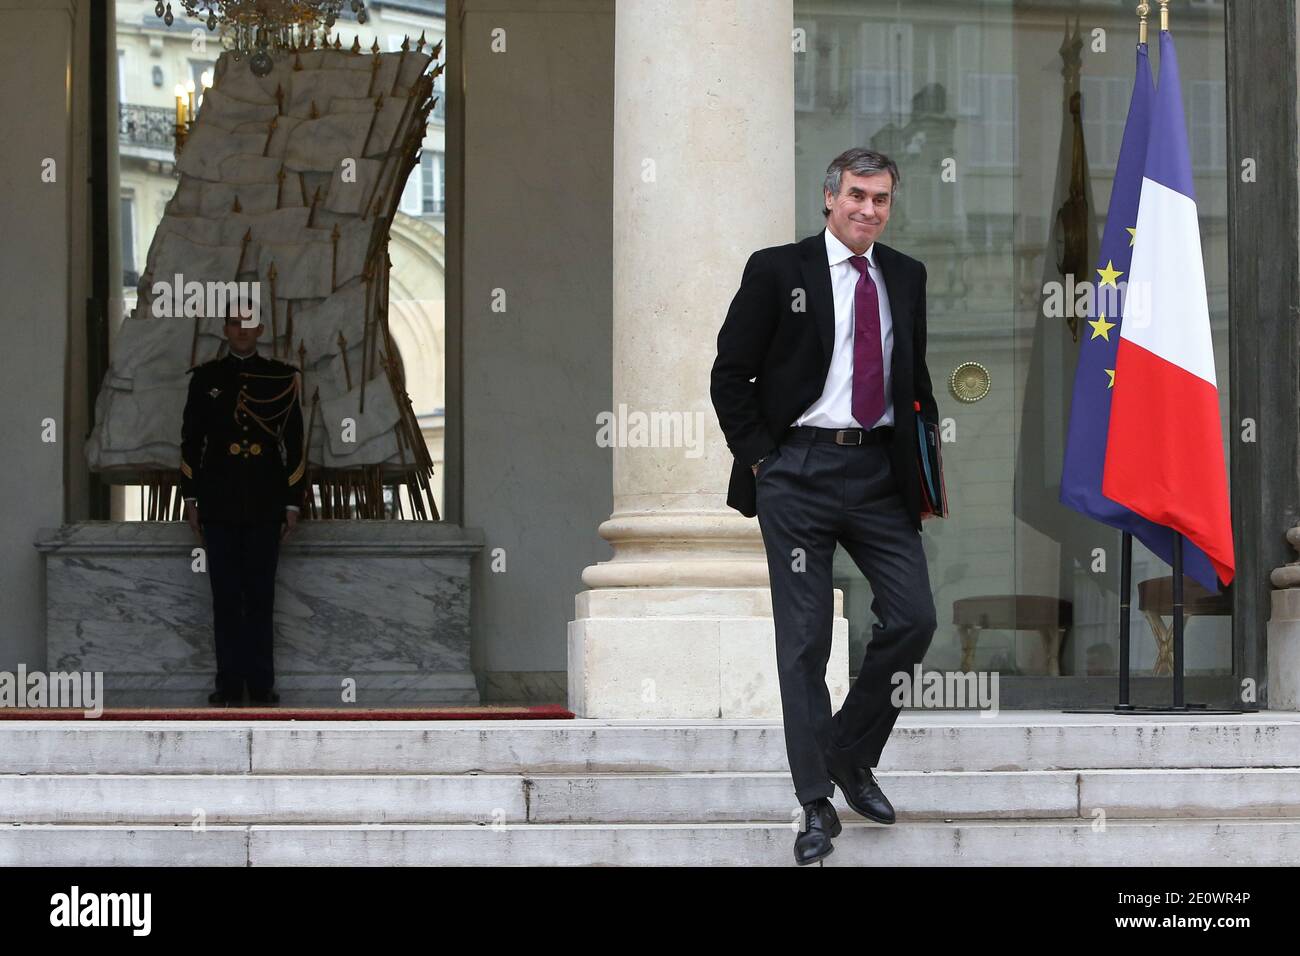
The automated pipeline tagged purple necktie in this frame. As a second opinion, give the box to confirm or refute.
[847,255,885,429]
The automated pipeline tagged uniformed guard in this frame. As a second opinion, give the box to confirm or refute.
[180,306,307,707]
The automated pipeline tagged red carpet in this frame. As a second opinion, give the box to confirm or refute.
[0,704,574,721]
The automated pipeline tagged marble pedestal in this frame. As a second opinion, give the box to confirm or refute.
[1268,588,1300,710]
[34,521,483,706]
[568,587,850,718]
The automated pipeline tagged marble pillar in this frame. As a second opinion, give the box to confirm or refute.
[1268,525,1300,709]
[568,0,849,717]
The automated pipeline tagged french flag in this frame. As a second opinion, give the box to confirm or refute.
[1102,29,1235,589]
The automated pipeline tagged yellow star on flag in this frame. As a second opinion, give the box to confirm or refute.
[1097,260,1123,287]
[1088,313,1116,341]
[1105,368,1115,388]
[1126,226,1136,247]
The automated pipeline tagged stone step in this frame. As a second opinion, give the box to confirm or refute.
[6,768,1300,824]
[4,713,1300,774]
[5,818,1300,866]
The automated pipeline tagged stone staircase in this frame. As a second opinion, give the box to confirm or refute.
[3,711,1300,865]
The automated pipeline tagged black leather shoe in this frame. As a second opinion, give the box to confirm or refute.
[247,689,280,705]
[208,689,242,706]
[794,797,842,865]
[825,752,895,825]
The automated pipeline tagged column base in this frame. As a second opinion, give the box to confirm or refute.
[568,587,849,718]
[1268,587,1300,710]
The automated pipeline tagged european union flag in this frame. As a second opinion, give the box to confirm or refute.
[1059,40,1221,595]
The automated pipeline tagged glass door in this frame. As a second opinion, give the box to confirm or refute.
[794,0,1236,708]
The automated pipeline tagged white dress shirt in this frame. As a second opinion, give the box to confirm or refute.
[794,227,894,429]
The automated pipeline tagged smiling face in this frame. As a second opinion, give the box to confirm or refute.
[824,169,894,254]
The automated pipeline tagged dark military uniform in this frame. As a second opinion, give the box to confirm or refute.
[180,349,307,699]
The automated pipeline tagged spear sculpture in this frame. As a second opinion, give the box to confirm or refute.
[391,35,409,96]
[284,300,293,361]
[307,186,321,228]
[305,386,321,520]
[330,222,341,292]
[267,261,278,352]
[234,228,252,274]
[367,41,381,98]
[338,329,351,390]
[380,352,418,518]
[360,93,383,158]
[359,262,373,414]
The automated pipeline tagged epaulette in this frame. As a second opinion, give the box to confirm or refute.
[259,357,302,379]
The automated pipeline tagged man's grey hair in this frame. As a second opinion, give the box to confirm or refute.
[822,147,900,217]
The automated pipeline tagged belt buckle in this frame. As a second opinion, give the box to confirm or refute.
[835,429,863,445]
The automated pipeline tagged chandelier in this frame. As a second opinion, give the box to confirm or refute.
[155,1,369,76]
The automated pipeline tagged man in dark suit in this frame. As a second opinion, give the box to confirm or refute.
[180,303,307,707]
[710,147,940,865]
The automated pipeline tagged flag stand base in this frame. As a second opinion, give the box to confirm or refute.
[1063,704,1253,715]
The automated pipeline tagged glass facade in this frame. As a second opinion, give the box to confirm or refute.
[110,0,448,520]
[794,0,1233,704]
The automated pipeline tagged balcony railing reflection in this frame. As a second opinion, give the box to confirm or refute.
[118,103,175,150]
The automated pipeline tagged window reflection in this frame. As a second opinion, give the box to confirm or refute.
[794,0,1231,690]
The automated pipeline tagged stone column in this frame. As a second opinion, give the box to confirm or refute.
[568,0,849,717]
[0,0,86,672]
[1268,526,1300,709]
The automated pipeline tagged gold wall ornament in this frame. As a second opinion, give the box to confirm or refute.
[949,362,991,403]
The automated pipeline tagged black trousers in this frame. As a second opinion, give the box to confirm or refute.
[755,429,937,806]
[202,520,282,695]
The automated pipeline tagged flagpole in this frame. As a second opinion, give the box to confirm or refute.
[1117,531,1134,710]
[1172,532,1186,708]
[1113,0,1146,716]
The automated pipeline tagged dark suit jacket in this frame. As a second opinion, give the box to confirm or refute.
[709,230,939,532]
